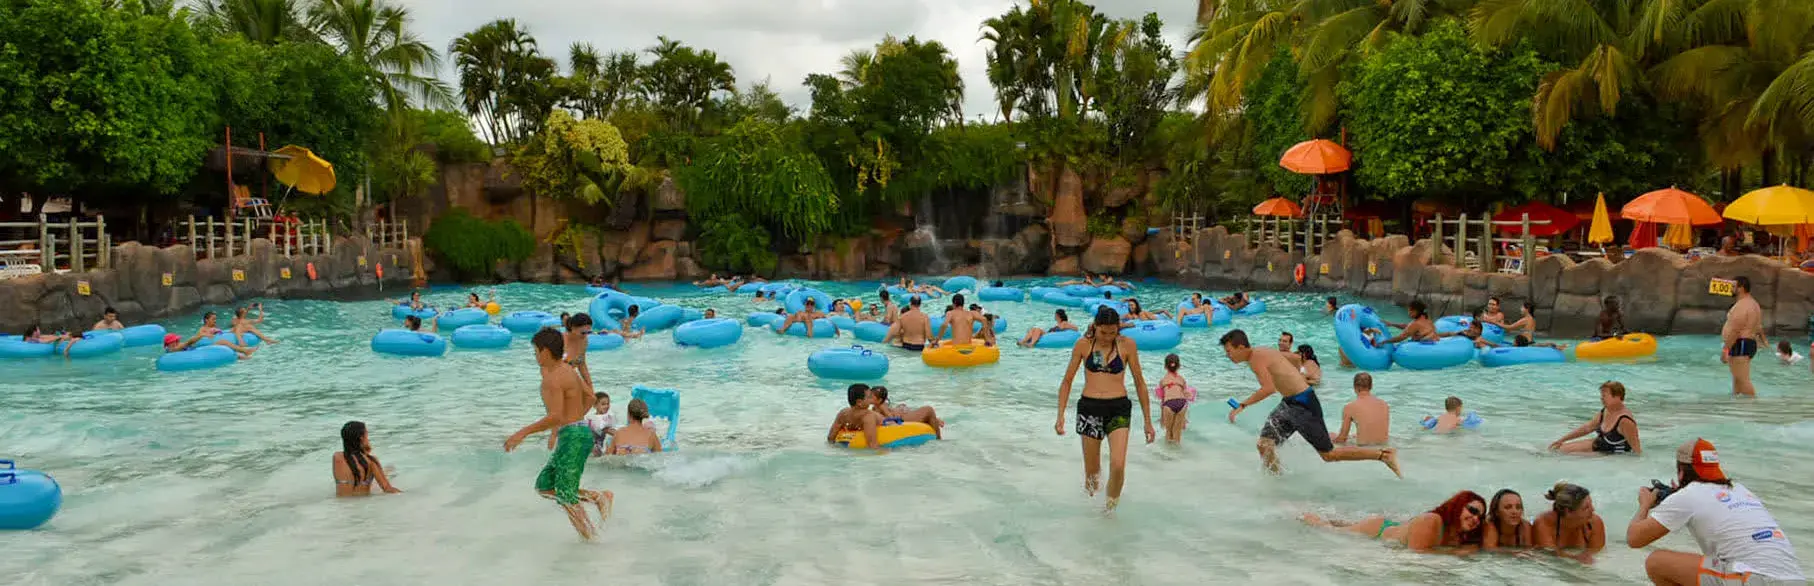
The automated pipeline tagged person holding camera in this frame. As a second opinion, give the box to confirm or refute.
[1627,438,1804,585]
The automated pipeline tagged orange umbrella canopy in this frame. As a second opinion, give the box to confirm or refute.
[1621,187,1723,226]
[1279,139,1352,174]
[1252,196,1302,217]
[1493,201,1580,236]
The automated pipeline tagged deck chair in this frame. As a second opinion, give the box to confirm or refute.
[232,185,273,219]
[0,251,42,279]
[1463,250,1481,271]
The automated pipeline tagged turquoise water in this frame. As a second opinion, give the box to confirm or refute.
[2,280,1811,585]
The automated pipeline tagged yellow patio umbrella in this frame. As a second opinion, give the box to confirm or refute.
[268,145,337,195]
[1723,184,1814,225]
[1587,192,1615,245]
[1662,223,1694,249]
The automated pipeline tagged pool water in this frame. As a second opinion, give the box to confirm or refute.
[3,281,1811,585]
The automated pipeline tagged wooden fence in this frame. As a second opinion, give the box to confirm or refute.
[0,214,110,275]
[1428,213,1553,274]
[1244,214,1343,254]
[180,216,408,260]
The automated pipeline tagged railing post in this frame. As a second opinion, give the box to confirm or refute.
[37,213,51,269]
[1455,213,1468,268]
[68,217,84,273]
[1477,216,1493,271]
[1522,214,1536,273]
[206,216,217,259]
[1431,214,1444,264]
[401,219,408,244]
[96,215,109,269]
[225,216,235,258]
[326,220,334,255]
[188,216,198,259]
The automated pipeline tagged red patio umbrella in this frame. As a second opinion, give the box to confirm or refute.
[1279,139,1352,175]
[1494,201,1580,236]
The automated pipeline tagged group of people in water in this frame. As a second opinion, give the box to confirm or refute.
[18,304,274,361]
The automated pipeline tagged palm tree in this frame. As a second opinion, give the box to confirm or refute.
[1468,0,1668,151]
[1651,0,1814,182]
[310,0,453,114]
[979,10,1028,124]
[451,19,541,144]
[837,49,874,89]
[193,0,316,45]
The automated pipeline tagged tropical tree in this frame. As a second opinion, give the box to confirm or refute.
[192,0,316,45]
[641,36,736,133]
[309,0,452,113]
[1649,0,1814,183]
[564,43,639,120]
[450,19,551,145]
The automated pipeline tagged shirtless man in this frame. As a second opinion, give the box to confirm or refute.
[1479,297,1506,326]
[1330,373,1390,446]
[1278,331,1303,366]
[1382,300,1439,343]
[562,313,594,390]
[884,296,933,351]
[1222,329,1401,477]
[693,274,727,287]
[1176,292,1216,325]
[778,298,836,337]
[93,307,125,330]
[878,290,900,325]
[936,293,977,347]
[828,383,886,452]
[1721,276,1764,397]
[1221,292,1250,312]
[504,329,612,540]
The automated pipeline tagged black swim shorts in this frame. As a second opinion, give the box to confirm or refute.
[1259,389,1334,453]
[1729,338,1759,358]
[1075,396,1132,440]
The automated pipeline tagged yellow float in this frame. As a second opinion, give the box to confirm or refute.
[836,422,937,449]
[484,301,501,315]
[1575,333,1658,360]
[846,299,864,312]
[921,342,1001,367]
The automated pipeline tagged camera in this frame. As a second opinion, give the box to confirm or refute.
[1648,479,1677,504]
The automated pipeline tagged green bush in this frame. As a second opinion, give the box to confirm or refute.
[1086,213,1122,238]
[422,208,534,279]
[696,213,778,274]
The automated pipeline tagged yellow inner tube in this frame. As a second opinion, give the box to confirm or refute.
[921,342,1001,367]
[837,421,936,449]
[1575,333,1659,360]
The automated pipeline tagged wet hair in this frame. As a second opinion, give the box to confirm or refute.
[627,305,640,317]
[627,398,650,421]
[1545,482,1591,515]
[909,296,922,307]
[1735,276,1751,293]
[1489,296,1502,307]
[1523,301,1535,313]
[774,308,785,315]
[1127,299,1143,314]
[1407,300,1427,317]
[1487,489,1528,547]
[1219,329,1250,348]
[566,312,593,331]
[846,383,871,406]
[103,306,117,316]
[705,308,717,317]
[404,315,422,331]
[1280,331,1294,343]
[531,328,565,359]
[983,313,996,323]
[1603,296,1621,312]
[1600,381,1626,400]
[340,421,371,487]
[1778,340,1792,354]
[24,323,41,338]
[1086,306,1121,338]
[1055,309,1069,322]
[1325,296,1337,309]
[1430,491,1487,546]
[594,391,610,401]
[468,292,481,301]
[1445,396,1463,412]
[235,306,249,317]
[1296,344,1318,364]
[992,280,1004,287]
[1353,372,1372,390]
[872,386,889,403]
[952,293,966,307]
[879,290,891,302]
[203,311,217,321]
[1102,291,1113,299]
[1164,353,1180,372]
[968,304,981,312]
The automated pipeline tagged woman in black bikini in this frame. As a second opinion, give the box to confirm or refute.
[332,421,401,497]
[1532,482,1605,558]
[1054,306,1155,511]
[1549,381,1641,455]
[1482,489,1532,549]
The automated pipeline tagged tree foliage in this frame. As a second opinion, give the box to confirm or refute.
[696,213,777,274]
[512,110,632,205]
[422,207,534,278]
[676,120,839,241]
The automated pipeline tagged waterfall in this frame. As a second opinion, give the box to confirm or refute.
[913,192,947,275]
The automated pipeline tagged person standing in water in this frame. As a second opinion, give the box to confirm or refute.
[935,293,977,347]
[504,329,612,540]
[1055,306,1155,511]
[1593,296,1628,340]
[332,421,401,496]
[1330,373,1390,446]
[884,296,932,351]
[879,290,900,325]
[1223,329,1401,477]
[1721,276,1764,397]
[562,314,594,391]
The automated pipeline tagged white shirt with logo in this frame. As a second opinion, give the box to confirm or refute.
[1649,482,1804,580]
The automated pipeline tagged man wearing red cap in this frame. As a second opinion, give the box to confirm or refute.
[1628,438,1804,585]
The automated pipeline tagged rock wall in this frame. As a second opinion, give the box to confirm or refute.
[0,237,417,335]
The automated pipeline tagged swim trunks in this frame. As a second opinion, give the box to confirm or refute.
[1260,388,1335,453]
[899,342,925,352]
[1075,396,1132,440]
[1729,338,1759,358]
[1162,398,1189,413]
[1699,557,1803,586]
[533,423,592,506]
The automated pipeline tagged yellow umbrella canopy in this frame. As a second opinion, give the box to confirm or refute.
[1662,223,1694,249]
[268,145,337,195]
[1723,184,1814,225]
[1588,192,1615,245]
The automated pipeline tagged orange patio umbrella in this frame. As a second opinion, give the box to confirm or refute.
[1252,196,1302,217]
[1621,187,1723,226]
[1279,139,1352,175]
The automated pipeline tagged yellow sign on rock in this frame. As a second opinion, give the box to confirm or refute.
[1367,261,1378,276]
[1223,250,1232,260]
[280,267,292,280]
[231,269,246,282]
[391,254,398,267]
[161,273,173,287]
[1708,278,1736,297]
[1319,263,1330,275]
[76,280,91,296]
[357,255,368,268]
[1267,262,1275,272]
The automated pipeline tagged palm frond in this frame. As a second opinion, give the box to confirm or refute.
[1750,50,1814,139]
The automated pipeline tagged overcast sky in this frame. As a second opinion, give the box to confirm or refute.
[395,0,1198,121]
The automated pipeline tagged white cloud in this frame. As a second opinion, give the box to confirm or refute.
[398,0,1198,120]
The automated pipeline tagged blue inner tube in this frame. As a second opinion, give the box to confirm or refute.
[747,312,785,328]
[155,344,238,372]
[0,463,61,530]
[0,337,55,359]
[1027,287,1061,300]
[1099,285,1128,295]
[978,286,1025,302]
[1478,346,1566,368]
[807,345,891,380]
[785,288,835,314]
[117,324,167,347]
[437,308,489,330]
[1393,336,1476,370]
[1334,304,1394,371]
[1081,299,1130,317]
[1433,315,1471,334]
[1032,328,1082,349]
[1421,411,1485,430]
[760,282,793,294]
[392,304,438,321]
[828,315,857,330]
[371,329,447,357]
[588,332,626,351]
[211,332,262,347]
[1235,299,1268,316]
[673,318,742,349]
[585,285,611,296]
[943,276,978,292]
[633,304,686,332]
[1061,284,1100,297]
[852,321,890,343]
[1120,320,1182,351]
[1042,291,1085,307]
[776,318,837,338]
[1175,298,1232,327]
[56,332,125,359]
[629,385,680,449]
[679,308,704,324]
[451,324,512,349]
[502,311,556,334]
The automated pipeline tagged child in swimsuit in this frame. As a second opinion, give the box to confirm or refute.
[1155,353,1194,443]
[610,398,662,455]
[586,392,615,456]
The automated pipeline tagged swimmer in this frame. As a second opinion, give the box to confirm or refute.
[1532,482,1605,559]
[1019,309,1078,347]
[92,306,124,330]
[1055,306,1155,510]
[18,324,67,344]
[1156,353,1192,444]
[1383,299,1439,343]
[394,290,428,311]
[465,290,495,309]
[934,294,977,347]
[167,312,256,357]
[1432,396,1465,434]
[1482,489,1532,549]
[1504,301,1538,337]
[227,304,277,345]
[1481,296,1507,325]
[829,383,887,452]
[1549,381,1640,455]
[1442,313,1499,349]
[1511,334,1567,350]
[402,315,435,333]
[878,290,900,325]
[608,399,662,454]
[777,297,836,337]
[333,421,401,496]
[1296,344,1323,387]
[1220,291,1250,312]
[978,313,999,347]
[504,329,612,540]
[703,308,717,319]
[1224,329,1400,477]
[855,304,878,322]
[1778,340,1804,366]
[884,296,933,351]
[693,273,727,287]
[828,299,850,316]
[871,386,944,437]
[563,313,595,390]
[585,392,615,456]
[1330,373,1389,446]
[618,306,644,339]
[1278,331,1302,366]
[1721,276,1763,396]
[1593,295,1627,340]
[1324,296,1339,315]
[1122,298,1164,321]
[1174,292,1216,325]
[59,324,89,360]
[1301,491,1486,553]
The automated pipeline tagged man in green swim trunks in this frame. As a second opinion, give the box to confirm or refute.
[505,329,613,540]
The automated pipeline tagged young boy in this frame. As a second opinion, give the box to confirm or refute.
[1775,340,1802,365]
[586,392,615,457]
[1331,373,1390,446]
[1433,396,1464,434]
[505,329,612,540]
[828,383,885,452]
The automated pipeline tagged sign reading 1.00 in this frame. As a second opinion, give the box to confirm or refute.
[1708,278,1736,297]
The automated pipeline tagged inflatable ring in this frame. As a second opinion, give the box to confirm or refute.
[808,345,890,380]
[117,324,168,347]
[829,315,858,331]
[1099,285,1128,295]
[155,344,237,372]
[836,421,936,449]
[785,288,835,314]
[56,332,125,359]
[451,324,511,349]
[633,304,686,332]
[1061,284,1100,297]
[673,318,742,349]
[371,329,448,357]
[0,336,55,359]
[484,302,501,315]
[943,276,978,292]
[747,312,785,328]
[1027,286,1060,300]
[1120,320,1183,351]
[585,285,611,296]
[588,332,627,351]
[978,286,1025,302]
[1294,263,1306,285]
[679,308,705,324]
[1235,299,1268,316]
[1420,411,1485,430]
[437,307,489,330]
[921,342,1000,367]
[0,460,61,530]
[1042,292,1085,307]
[391,303,438,321]
[502,311,557,334]
[211,332,262,348]
[1434,315,1473,335]
[1575,333,1659,360]
[1032,328,1082,349]
[1175,298,1232,327]
[1082,298,1130,317]
[1478,346,1565,368]
[1334,304,1393,370]
[1393,337,1475,370]
[776,318,838,338]
[852,321,890,343]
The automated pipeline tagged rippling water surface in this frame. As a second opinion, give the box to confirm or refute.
[3,280,1811,585]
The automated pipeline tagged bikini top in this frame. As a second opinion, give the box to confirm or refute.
[1085,344,1125,375]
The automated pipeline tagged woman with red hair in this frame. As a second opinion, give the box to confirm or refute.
[1302,491,1488,553]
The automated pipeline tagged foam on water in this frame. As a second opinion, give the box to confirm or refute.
[2,281,1810,585]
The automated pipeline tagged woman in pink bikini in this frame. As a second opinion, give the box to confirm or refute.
[1155,353,1195,443]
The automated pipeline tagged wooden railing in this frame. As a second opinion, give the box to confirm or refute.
[1245,214,1343,254]
[0,214,110,275]
[364,219,409,250]
[182,216,334,259]
[1428,213,1552,274]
